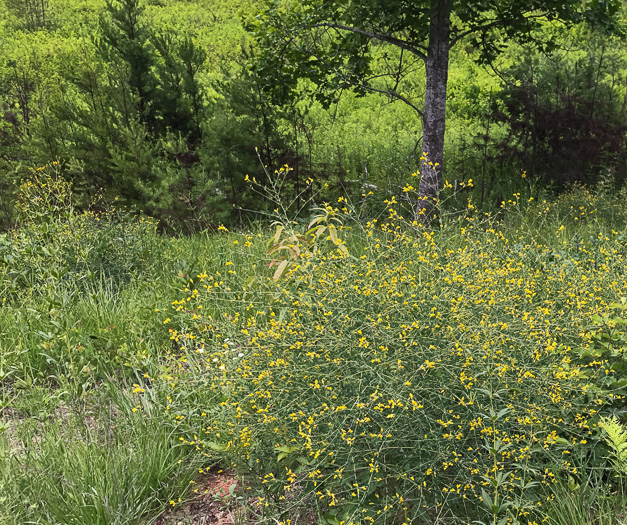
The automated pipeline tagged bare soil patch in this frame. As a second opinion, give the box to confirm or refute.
[153,469,240,525]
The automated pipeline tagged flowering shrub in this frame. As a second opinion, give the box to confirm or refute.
[163,191,627,524]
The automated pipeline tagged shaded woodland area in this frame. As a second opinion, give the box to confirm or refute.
[1,0,626,230]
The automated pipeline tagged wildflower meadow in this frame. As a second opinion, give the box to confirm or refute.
[1,166,627,525]
[2,0,627,523]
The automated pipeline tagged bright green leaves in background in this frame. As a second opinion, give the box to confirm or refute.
[1,0,627,231]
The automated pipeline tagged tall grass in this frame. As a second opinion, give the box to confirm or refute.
[0,387,201,525]
[0,166,223,525]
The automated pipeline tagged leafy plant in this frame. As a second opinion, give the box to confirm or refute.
[601,415,627,478]
[267,204,350,281]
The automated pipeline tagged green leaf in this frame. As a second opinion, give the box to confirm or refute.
[328,224,339,244]
[323,513,342,525]
[206,441,227,452]
[272,259,290,281]
[273,224,284,244]
[481,489,493,510]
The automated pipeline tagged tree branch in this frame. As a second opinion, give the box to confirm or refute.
[362,84,424,117]
[289,38,425,117]
[392,47,404,94]
[310,22,428,62]
[450,19,503,47]
[450,13,549,47]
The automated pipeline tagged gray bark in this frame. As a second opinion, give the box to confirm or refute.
[416,0,451,221]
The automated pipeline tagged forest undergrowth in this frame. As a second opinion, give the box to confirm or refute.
[1,166,627,524]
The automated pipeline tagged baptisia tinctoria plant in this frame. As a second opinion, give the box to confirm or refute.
[163,181,626,525]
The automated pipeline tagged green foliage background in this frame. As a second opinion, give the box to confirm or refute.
[1,0,625,231]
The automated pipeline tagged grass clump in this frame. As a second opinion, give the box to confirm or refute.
[0,386,200,525]
[0,166,220,525]
[545,477,627,525]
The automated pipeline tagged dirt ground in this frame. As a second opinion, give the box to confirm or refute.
[153,469,241,525]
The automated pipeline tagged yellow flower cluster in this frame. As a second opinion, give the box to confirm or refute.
[162,190,626,523]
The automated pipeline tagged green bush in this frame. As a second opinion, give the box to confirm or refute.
[162,188,627,524]
[0,165,174,387]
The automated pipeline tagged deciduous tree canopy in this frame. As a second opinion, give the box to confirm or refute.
[249,0,622,218]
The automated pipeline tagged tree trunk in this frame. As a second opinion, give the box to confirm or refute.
[416,0,451,221]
